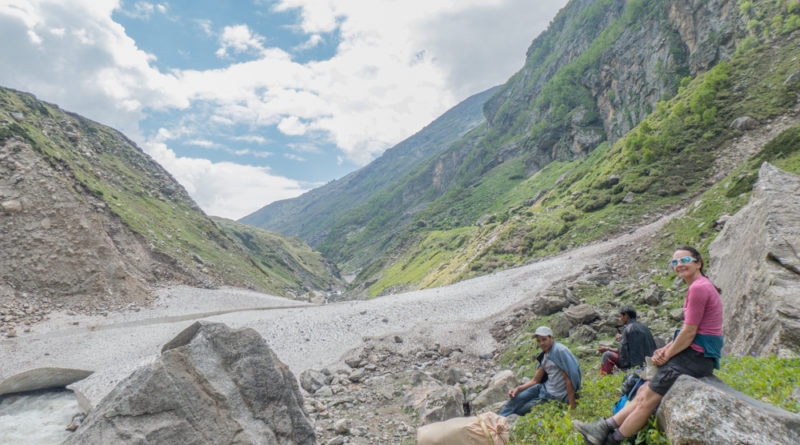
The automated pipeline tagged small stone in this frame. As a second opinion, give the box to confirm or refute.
[1,200,22,213]
[333,419,350,435]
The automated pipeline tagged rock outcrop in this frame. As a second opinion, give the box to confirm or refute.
[402,371,465,425]
[658,375,800,444]
[64,322,316,445]
[709,163,800,356]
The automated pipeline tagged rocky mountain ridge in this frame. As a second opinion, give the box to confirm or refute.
[0,87,342,330]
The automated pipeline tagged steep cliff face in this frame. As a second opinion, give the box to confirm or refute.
[0,87,341,316]
[709,162,800,356]
[485,0,742,167]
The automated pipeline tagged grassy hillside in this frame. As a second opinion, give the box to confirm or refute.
[0,87,340,298]
[213,217,342,298]
[355,0,800,297]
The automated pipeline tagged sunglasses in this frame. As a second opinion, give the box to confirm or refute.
[670,256,697,268]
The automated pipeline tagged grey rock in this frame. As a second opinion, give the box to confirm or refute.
[570,325,597,343]
[315,386,334,397]
[669,308,684,322]
[333,418,350,435]
[0,367,93,395]
[1,199,22,212]
[658,375,800,444]
[709,163,800,355]
[435,367,466,386]
[641,287,663,306]
[550,313,574,338]
[563,304,601,325]
[470,370,517,413]
[345,357,363,369]
[64,322,317,445]
[300,369,327,394]
[403,372,464,425]
[530,291,569,316]
[348,368,366,383]
[730,116,759,131]
[603,174,621,188]
[622,191,635,203]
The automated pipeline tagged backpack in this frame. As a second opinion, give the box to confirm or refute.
[612,373,645,414]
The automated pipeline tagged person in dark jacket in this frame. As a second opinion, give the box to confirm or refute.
[597,306,657,375]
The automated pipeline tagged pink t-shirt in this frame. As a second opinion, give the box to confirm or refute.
[683,276,723,353]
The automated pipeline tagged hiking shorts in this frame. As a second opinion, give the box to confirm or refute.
[648,347,714,396]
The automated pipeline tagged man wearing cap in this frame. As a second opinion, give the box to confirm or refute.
[499,326,582,416]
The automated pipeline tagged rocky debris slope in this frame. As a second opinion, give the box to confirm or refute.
[0,124,184,332]
[709,163,800,356]
[300,336,506,445]
[658,375,800,444]
[64,321,316,445]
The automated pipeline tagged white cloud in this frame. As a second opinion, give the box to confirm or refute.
[233,135,269,144]
[277,116,307,136]
[215,24,266,58]
[0,0,568,214]
[185,139,217,148]
[145,142,306,219]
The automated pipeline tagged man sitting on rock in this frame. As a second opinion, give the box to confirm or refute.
[597,306,657,375]
[499,326,582,416]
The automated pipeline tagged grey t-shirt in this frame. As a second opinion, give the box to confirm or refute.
[542,353,567,400]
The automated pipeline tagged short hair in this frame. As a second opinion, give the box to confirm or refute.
[619,306,637,319]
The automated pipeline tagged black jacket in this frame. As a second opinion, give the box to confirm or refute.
[617,320,657,369]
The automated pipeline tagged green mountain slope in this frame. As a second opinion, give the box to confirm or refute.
[356,0,800,297]
[240,0,800,299]
[0,87,341,304]
[240,86,497,246]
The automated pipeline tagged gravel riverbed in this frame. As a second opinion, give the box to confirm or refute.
[0,214,671,413]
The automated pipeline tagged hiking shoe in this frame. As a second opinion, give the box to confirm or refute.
[573,418,611,445]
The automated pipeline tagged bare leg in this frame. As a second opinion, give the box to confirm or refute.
[612,383,663,437]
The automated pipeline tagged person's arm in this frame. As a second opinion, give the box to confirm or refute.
[509,366,545,398]
[562,369,576,410]
[654,284,708,366]
[653,323,698,365]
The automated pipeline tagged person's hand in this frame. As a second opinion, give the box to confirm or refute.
[508,386,519,399]
[652,347,668,366]
[615,333,622,341]
[597,345,608,353]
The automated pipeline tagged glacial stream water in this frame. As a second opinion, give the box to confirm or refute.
[0,390,81,444]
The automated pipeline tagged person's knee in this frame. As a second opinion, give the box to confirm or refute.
[633,385,662,411]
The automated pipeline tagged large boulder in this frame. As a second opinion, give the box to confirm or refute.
[658,375,800,444]
[563,304,601,325]
[64,322,317,445]
[470,370,518,413]
[709,163,800,356]
[403,372,464,425]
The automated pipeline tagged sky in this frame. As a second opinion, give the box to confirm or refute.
[0,0,568,219]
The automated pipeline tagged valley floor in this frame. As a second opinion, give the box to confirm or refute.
[0,211,674,442]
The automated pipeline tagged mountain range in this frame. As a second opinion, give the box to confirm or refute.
[242,0,800,299]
